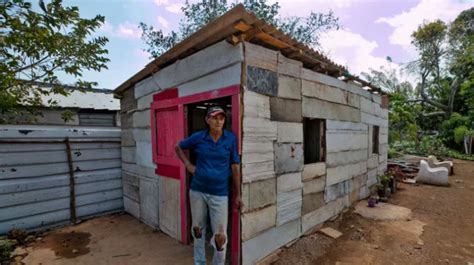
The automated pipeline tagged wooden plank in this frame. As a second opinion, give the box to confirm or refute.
[302,97,360,123]
[234,21,252,32]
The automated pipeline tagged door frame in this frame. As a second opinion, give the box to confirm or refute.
[150,84,241,265]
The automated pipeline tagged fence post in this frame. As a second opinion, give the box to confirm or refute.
[65,137,77,224]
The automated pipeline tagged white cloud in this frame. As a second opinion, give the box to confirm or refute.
[376,0,472,49]
[154,0,169,6]
[157,15,170,29]
[319,29,394,76]
[99,21,114,33]
[116,22,141,39]
[134,49,151,59]
[165,3,183,13]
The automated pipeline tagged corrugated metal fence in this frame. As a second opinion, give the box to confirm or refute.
[0,125,123,234]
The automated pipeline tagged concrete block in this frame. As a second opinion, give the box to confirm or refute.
[248,178,276,211]
[359,185,369,200]
[350,173,368,192]
[243,90,271,119]
[274,143,304,174]
[367,154,379,169]
[242,140,274,164]
[324,180,350,202]
[243,117,277,141]
[124,196,140,219]
[139,177,159,228]
[277,122,303,143]
[302,191,326,215]
[277,172,303,193]
[121,147,136,163]
[303,176,326,194]
[133,128,151,143]
[278,75,301,100]
[136,141,154,168]
[242,161,275,183]
[326,149,368,168]
[179,63,241,97]
[245,42,278,72]
[241,183,250,213]
[302,96,360,122]
[278,54,302,78]
[270,98,302,123]
[121,129,135,147]
[326,131,368,153]
[326,120,368,132]
[121,86,137,111]
[137,93,154,110]
[242,219,301,265]
[122,162,155,178]
[302,162,326,181]
[367,169,378,186]
[276,189,302,225]
[301,195,347,234]
[302,80,359,108]
[246,65,278,97]
[242,205,277,241]
[120,112,133,129]
[361,112,388,127]
[326,161,367,186]
[132,109,151,128]
[136,40,243,99]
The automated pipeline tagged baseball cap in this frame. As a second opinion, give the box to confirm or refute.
[206,106,226,118]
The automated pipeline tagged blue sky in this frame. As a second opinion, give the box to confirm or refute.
[62,0,473,90]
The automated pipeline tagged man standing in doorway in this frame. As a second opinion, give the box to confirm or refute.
[175,105,242,265]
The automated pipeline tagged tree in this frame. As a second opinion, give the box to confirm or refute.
[140,0,339,58]
[0,0,109,122]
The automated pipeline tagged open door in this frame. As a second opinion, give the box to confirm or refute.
[151,85,241,265]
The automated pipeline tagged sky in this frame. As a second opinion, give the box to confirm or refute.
[62,0,473,89]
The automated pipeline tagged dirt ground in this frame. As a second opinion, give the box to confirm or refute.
[17,214,194,265]
[276,159,474,265]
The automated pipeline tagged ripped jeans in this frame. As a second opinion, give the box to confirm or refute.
[189,189,228,265]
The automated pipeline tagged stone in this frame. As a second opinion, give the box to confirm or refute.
[303,176,326,195]
[276,189,302,225]
[249,178,276,210]
[278,76,301,100]
[270,98,302,123]
[247,66,278,96]
[302,96,360,123]
[416,160,449,186]
[302,192,326,215]
[302,162,326,181]
[11,247,27,257]
[354,201,412,221]
[277,172,303,193]
[324,181,350,202]
[242,218,300,265]
[241,205,277,241]
[276,122,303,143]
[274,143,304,174]
[319,227,343,239]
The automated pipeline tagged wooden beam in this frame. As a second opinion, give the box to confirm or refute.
[234,20,252,32]
[255,31,290,49]
[227,34,241,45]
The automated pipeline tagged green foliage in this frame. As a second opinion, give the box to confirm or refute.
[0,239,16,260]
[140,0,339,58]
[0,0,109,122]
[454,125,469,144]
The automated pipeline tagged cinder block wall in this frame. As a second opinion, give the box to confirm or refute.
[240,42,388,265]
[120,40,243,240]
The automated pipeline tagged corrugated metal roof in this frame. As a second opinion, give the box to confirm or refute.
[114,4,384,96]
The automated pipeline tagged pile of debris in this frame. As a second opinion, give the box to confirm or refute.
[388,155,453,186]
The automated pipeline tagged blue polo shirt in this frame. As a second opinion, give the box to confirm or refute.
[179,129,240,196]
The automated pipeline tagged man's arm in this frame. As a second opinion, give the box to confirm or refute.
[232,164,243,210]
[175,144,196,174]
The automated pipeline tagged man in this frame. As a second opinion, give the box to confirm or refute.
[175,105,242,265]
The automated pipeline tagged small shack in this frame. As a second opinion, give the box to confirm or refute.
[114,5,388,265]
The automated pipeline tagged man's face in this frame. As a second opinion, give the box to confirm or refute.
[206,113,226,131]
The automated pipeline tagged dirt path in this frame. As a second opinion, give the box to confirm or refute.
[277,159,474,265]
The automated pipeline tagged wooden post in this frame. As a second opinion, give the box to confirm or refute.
[65,137,77,224]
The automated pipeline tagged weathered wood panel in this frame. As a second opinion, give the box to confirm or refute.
[302,97,360,122]
[241,205,276,241]
[302,80,359,108]
[245,42,278,72]
[276,189,302,225]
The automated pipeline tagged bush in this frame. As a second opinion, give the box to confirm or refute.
[0,239,16,261]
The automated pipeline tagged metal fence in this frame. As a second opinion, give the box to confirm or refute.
[0,125,123,234]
